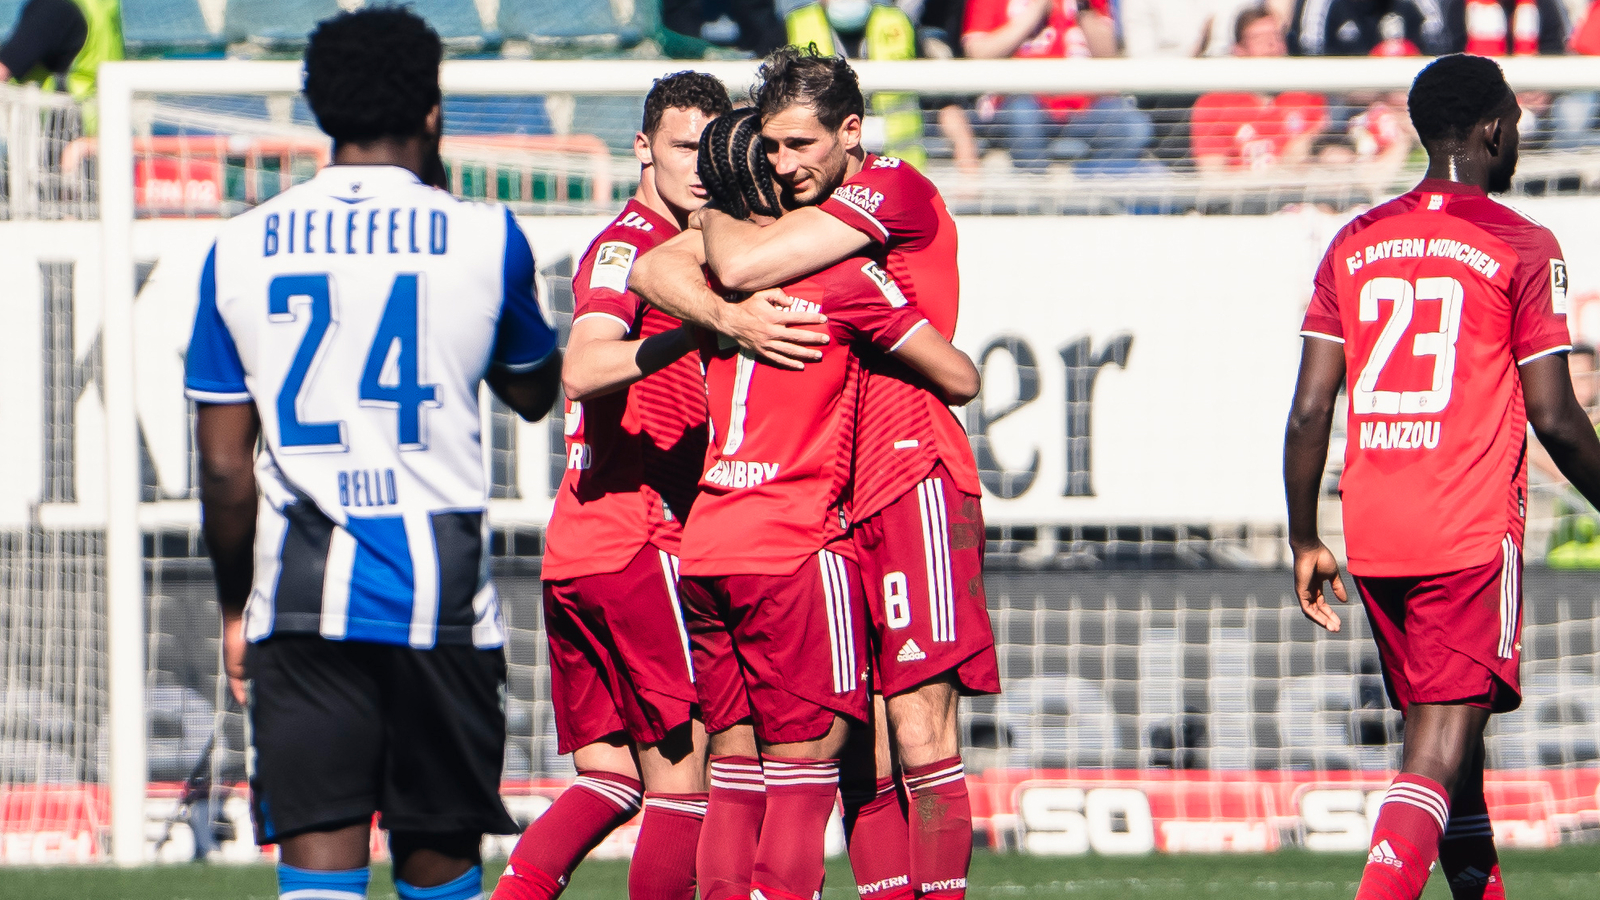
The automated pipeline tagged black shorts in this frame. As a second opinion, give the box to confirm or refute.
[245,636,519,843]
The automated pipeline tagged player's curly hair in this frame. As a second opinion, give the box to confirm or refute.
[697,107,782,220]
[642,71,733,136]
[1408,54,1514,148]
[753,44,864,130]
[303,7,442,145]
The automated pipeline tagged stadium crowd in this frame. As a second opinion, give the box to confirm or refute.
[6,0,1600,180]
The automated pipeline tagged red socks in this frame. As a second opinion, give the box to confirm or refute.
[1437,769,1504,900]
[629,792,708,900]
[903,758,972,900]
[843,776,913,900]
[493,770,643,900]
[699,756,767,900]
[750,758,841,900]
[1356,773,1450,900]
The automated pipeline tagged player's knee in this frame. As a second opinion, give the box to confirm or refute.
[887,683,960,765]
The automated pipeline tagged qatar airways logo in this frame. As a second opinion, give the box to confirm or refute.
[833,184,885,215]
[705,459,780,488]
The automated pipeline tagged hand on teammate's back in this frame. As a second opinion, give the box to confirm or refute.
[724,288,830,370]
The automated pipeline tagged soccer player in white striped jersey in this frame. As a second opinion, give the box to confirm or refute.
[185,11,559,900]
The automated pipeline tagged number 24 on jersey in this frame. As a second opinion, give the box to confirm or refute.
[269,271,440,451]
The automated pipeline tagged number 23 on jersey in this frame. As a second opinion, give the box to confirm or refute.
[1351,274,1465,416]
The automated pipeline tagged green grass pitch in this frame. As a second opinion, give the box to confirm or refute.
[8,847,1600,899]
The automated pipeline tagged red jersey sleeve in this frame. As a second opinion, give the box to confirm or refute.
[573,236,645,328]
[1301,236,1345,342]
[1506,226,1572,364]
[820,158,939,247]
[824,260,929,351]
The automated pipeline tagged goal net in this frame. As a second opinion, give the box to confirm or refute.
[3,56,1600,865]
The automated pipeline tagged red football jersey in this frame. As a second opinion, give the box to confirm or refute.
[679,258,928,577]
[542,200,710,581]
[1302,180,1571,577]
[819,154,981,520]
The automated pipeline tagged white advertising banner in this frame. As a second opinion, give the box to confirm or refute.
[3,198,1598,529]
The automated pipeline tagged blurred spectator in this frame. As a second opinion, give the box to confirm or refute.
[1367,10,1421,53]
[1287,0,1449,55]
[1536,344,1600,566]
[1119,0,1257,57]
[1449,0,1570,54]
[0,0,121,102]
[1232,3,1289,53]
[960,0,1155,173]
[783,0,929,165]
[661,0,787,54]
[1575,0,1600,53]
[1193,8,1327,173]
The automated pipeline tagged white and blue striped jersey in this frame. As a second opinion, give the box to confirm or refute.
[184,165,557,649]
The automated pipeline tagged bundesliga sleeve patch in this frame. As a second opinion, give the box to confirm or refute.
[1551,259,1569,315]
[861,261,908,307]
[590,241,638,293]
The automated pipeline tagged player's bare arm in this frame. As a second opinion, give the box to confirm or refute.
[889,324,981,406]
[561,315,696,402]
[1523,353,1600,508]
[1283,335,1348,633]
[698,205,870,291]
[195,401,260,706]
[487,350,563,422]
[629,227,830,370]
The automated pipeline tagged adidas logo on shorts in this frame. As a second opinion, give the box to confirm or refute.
[897,639,926,662]
[1367,839,1404,870]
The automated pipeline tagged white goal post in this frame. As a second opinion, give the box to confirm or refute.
[87,55,1600,865]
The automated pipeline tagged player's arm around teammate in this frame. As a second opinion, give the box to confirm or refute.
[493,74,734,900]
[1287,55,1600,900]
[707,47,994,900]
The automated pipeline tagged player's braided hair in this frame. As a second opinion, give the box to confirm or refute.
[642,71,733,136]
[754,44,864,129]
[1408,54,1514,148]
[303,7,442,145]
[697,107,782,220]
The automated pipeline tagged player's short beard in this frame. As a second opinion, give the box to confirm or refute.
[782,143,850,209]
[1487,149,1516,194]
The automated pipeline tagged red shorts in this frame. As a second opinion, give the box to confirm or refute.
[1354,538,1524,715]
[543,544,698,754]
[681,547,870,744]
[854,465,1000,697]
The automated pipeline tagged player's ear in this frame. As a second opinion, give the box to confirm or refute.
[838,114,862,152]
[634,131,653,167]
[424,104,441,139]
[1483,117,1503,158]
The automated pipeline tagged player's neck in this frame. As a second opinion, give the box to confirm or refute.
[332,136,432,181]
[1422,151,1491,192]
[633,166,688,230]
[844,146,867,180]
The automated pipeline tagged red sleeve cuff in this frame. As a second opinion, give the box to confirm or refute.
[574,291,637,327]
[1300,314,1343,341]
[875,311,929,353]
[1514,334,1574,365]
